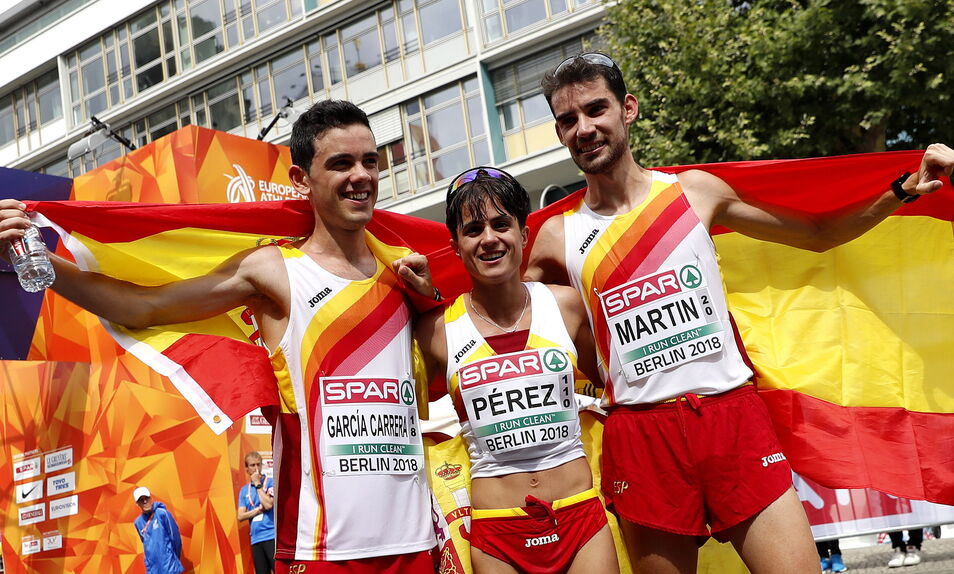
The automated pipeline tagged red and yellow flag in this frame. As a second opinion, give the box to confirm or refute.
[24,130,954,506]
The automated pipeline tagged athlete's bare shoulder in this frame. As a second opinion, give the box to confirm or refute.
[415,305,448,366]
[525,215,569,285]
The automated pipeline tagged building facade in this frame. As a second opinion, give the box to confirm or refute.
[0,0,607,219]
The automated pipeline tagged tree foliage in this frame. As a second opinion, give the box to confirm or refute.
[598,0,954,165]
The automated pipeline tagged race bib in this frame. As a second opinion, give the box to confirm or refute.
[319,377,424,476]
[457,348,577,455]
[599,265,725,382]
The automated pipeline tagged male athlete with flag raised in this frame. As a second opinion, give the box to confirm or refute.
[524,52,954,574]
[0,100,440,573]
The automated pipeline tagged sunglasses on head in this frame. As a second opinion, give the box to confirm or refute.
[446,166,514,203]
[554,52,619,76]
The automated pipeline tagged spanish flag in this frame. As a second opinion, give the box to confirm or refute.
[24,132,954,505]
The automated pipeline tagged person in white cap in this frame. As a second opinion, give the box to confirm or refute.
[133,486,184,574]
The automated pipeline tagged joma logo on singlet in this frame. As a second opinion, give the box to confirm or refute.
[579,228,600,254]
[525,533,560,547]
[761,452,786,467]
[308,287,332,308]
[458,351,542,388]
[602,270,681,318]
[453,339,477,363]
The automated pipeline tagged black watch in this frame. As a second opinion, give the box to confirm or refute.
[891,172,918,203]
[253,482,263,489]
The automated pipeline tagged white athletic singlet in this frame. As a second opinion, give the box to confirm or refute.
[444,282,584,479]
[562,171,752,407]
[267,243,434,561]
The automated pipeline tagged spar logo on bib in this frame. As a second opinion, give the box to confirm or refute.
[458,350,543,389]
[542,349,569,372]
[602,265,703,318]
[322,378,415,406]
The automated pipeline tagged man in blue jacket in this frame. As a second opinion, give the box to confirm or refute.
[237,451,275,573]
[133,486,184,574]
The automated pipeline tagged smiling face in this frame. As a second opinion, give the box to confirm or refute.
[451,197,528,286]
[290,123,379,233]
[550,76,639,175]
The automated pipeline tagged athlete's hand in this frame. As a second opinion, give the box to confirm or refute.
[910,143,954,197]
[392,252,436,299]
[0,199,30,246]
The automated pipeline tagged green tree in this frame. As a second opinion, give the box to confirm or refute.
[599,0,954,165]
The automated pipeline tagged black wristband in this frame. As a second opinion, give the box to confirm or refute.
[253,482,262,489]
[891,172,918,203]
[432,286,443,302]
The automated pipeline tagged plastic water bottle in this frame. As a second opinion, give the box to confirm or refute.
[7,224,55,292]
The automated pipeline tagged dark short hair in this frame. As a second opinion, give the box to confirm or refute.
[541,52,627,113]
[445,169,530,237]
[290,100,371,173]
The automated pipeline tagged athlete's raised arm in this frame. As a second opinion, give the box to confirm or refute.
[681,143,954,252]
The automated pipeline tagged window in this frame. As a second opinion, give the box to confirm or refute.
[491,36,591,159]
[0,68,64,151]
[395,77,488,196]
[480,0,590,44]
[64,0,303,126]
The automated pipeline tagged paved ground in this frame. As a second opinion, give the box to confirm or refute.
[837,537,954,573]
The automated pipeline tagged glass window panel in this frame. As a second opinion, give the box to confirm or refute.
[70,73,80,100]
[392,140,406,164]
[133,28,162,68]
[500,101,518,131]
[414,160,428,185]
[136,64,164,91]
[109,84,120,106]
[166,56,177,76]
[467,96,485,137]
[258,78,272,117]
[463,77,478,94]
[106,51,117,82]
[0,101,13,145]
[408,118,425,156]
[163,20,175,53]
[273,60,308,102]
[382,19,399,62]
[178,14,190,42]
[481,0,499,10]
[327,46,342,84]
[226,23,238,46]
[79,40,100,62]
[431,146,468,182]
[423,85,456,109]
[190,0,221,37]
[550,0,567,14]
[256,2,286,33]
[195,33,224,62]
[405,100,420,116]
[81,58,105,94]
[520,92,549,124]
[425,103,465,151]
[38,82,63,123]
[308,41,325,91]
[209,93,242,131]
[419,0,461,46]
[343,28,381,76]
[472,138,490,166]
[483,15,502,42]
[401,13,419,53]
[87,91,107,117]
[131,11,157,33]
[504,0,546,33]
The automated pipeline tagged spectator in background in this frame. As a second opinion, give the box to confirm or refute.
[133,486,184,574]
[816,539,847,573]
[238,451,275,573]
[888,529,922,568]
